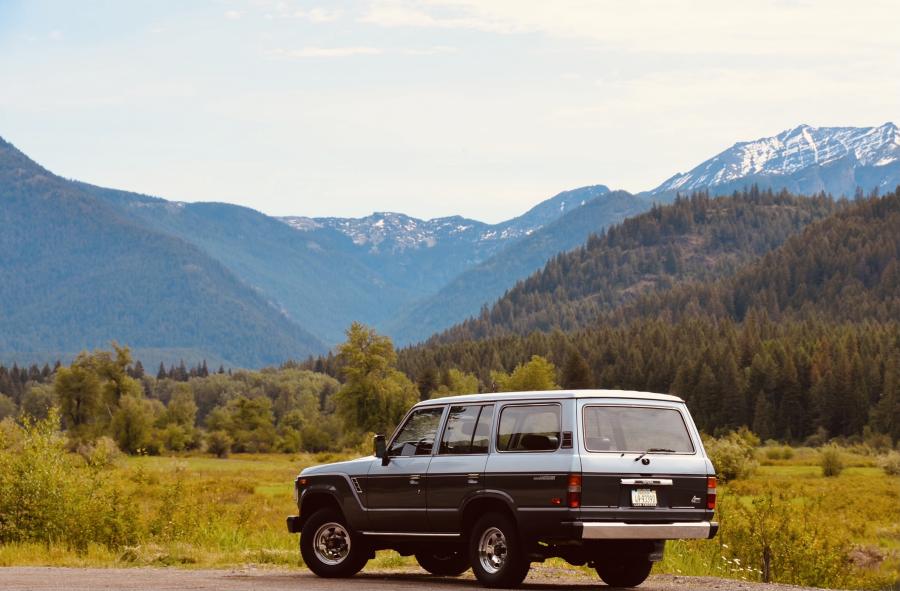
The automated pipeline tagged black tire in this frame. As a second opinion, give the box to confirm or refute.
[468,512,530,588]
[595,555,653,588]
[415,550,470,576]
[300,508,369,578]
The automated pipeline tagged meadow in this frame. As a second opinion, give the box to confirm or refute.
[0,422,898,590]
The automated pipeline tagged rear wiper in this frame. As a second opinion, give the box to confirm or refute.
[633,448,676,462]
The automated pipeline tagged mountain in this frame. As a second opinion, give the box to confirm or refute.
[283,184,610,257]
[385,190,652,344]
[0,134,622,358]
[277,185,615,310]
[621,188,900,324]
[647,123,900,200]
[432,189,842,343]
[103,185,617,347]
[0,137,325,367]
[88,188,407,346]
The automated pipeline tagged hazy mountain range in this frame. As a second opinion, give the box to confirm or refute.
[1,123,897,367]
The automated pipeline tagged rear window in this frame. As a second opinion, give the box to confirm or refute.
[497,404,560,452]
[582,406,694,453]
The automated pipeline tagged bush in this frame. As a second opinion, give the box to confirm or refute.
[0,410,139,551]
[803,426,829,447]
[719,491,851,587]
[878,451,900,476]
[820,445,844,477]
[76,436,123,468]
[206,430,232,458]
[705,431,759,481]
[764,445,794,461]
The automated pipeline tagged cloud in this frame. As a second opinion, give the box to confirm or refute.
[224,10,242,20]
[361,0,900,58]
[266,45,457,59]
[268,46,384,58]
[296,7,343,22]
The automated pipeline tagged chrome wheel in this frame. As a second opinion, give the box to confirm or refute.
[313,521,351,565]
[478,526,508,574]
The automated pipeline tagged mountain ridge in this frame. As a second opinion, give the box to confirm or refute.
[647,122,900,200]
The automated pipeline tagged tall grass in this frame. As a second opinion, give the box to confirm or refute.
[2,419,899,589]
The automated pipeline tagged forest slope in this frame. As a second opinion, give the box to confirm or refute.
[436,190,841,342]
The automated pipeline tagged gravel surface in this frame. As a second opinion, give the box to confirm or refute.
[0,567,843,591]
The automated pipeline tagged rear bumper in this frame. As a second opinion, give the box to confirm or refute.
[578,520,718,540]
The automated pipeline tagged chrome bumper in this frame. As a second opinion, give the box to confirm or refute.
[581,521,718,540]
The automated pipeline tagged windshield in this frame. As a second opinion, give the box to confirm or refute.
[582,406,694,453]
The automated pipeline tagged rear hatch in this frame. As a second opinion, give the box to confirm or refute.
[578,403,711,520]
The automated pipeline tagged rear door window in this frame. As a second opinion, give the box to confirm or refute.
[439,404,494,455]
[497,404,560,452]
[582,406,694,453]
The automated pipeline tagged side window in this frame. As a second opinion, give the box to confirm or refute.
[388,407,444,457]
[439,404,494,455]
[497,404,560,452]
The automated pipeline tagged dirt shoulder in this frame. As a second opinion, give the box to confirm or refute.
[0,566,846,591]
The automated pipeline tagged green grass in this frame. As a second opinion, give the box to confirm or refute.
[1,449,898,589]
[655,461,900,589]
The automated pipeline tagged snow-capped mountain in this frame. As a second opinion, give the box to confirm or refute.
[282,213,490,252]
[280,184,610,254]
[648,123,900,198]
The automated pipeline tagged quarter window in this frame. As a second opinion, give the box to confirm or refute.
[388,407,444,457]
[497,404,560,452]
[439,405,494,455]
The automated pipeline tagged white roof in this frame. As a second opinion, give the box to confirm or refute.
[421,389,683,406]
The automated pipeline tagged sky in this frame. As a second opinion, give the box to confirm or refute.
[1,1,898,223]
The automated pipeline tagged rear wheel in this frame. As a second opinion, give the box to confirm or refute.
[300,509,369,578]
[415,550,470,576]
[595,555,653,588]
[468,512,530,588]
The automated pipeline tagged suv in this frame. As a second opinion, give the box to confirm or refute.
[287,390,718,588]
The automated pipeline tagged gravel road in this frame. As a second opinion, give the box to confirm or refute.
[0,566,842,591]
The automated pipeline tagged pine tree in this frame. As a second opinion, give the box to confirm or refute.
[561,349,592,389]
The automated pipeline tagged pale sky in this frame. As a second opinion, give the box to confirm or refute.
[1,0,898,223]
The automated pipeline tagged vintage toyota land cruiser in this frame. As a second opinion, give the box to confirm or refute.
[287,390,717,588]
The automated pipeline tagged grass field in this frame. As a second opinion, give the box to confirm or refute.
[0,448,898,590]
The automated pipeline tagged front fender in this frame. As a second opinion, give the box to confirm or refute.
[298,474,368,531]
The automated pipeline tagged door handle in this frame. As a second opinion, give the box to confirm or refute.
[467,473,480,484]
[409,474,421,485]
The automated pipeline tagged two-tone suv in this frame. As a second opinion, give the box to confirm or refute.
[287,390,718,588]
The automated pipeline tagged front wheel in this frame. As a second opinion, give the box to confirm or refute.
[595,555,653,588]
[468,512,530,588]
[415,550,470,576]
[300,509,369,578]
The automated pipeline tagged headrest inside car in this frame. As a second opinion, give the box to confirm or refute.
[520,433,559,450]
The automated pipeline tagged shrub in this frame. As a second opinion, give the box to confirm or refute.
[803,426,829,447]
[719,491,851,587]
[0,410,139,551]
[820,445,844,477]
[763,445,793,461]
[76,436,123,468]
[705,431,758,481]
[206,430,232,458]
[878,451,900,476]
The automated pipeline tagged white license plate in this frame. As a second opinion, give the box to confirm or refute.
[631,489,657,507]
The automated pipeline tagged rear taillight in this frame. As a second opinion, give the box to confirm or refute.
[706,476,717,510]
[567,473,582,508]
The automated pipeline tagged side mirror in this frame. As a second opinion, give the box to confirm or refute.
[374,434,389,465]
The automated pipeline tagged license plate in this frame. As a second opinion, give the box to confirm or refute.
[631,488,657,507]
